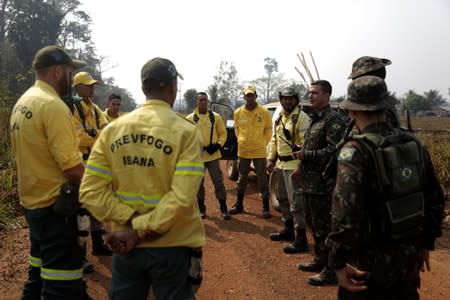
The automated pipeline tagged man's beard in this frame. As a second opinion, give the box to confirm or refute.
[58,73,71,98]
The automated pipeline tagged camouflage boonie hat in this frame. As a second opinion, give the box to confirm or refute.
[278,87,299,99]
[348,56,391,79]
[340,75,387,111]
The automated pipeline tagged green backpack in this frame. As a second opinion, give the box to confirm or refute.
[350,129,425,241]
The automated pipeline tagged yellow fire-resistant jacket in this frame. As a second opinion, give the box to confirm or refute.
[79,99,206,248]
[72,98,108,156]
[234,103,272,158]
[267,106,310,170]
[103,109,127,123]
[10,80,82,209]
[186,109,227,162]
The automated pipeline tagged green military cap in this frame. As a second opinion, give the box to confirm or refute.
[278,87,299,99]
[141,57,183,86]
[33,45,86,70]
[340,75,388,111]
[348,56,391,79]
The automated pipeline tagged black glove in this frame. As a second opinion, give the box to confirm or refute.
[205,143,221,154]
[87,129,97,138]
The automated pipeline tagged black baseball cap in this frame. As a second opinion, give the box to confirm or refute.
[33,45,86,70]
[141,57,183,86]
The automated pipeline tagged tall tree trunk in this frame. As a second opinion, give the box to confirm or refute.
[0,0,9,43]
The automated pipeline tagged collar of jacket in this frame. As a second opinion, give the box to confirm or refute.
[310,104,331,120]
[281,105,300,118]
[143,99,171,109]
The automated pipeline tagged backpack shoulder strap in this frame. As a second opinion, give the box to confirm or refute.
[93,105,100,129]
[74,102,87,131]
[350,133,387,190]
[208,110,215,144]
[193,114,199,123]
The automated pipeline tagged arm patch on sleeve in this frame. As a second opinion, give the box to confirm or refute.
[338,147,356,161]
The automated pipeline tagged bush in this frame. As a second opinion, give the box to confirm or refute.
[0,107,20,229]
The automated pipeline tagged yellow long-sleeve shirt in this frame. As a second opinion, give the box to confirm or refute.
[72,99,109,156]
[267,106,310,170]
[103,109,127,123]
[186,109,227,162]
[10,80,82,209]
[79,99,206,248]
[234,103,272,158]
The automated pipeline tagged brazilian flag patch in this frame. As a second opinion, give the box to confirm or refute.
[338,147,356,161]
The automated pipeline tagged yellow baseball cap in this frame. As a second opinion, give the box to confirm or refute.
[243,86,257,95]
[73,71,99,86]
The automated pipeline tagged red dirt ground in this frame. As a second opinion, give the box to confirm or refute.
[1,161,449,299]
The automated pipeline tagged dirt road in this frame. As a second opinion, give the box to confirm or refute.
[1,161,449,299]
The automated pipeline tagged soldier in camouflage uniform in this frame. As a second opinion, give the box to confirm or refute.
[348,56,400,128]
[326,76,445,299]
[292,80,346,286]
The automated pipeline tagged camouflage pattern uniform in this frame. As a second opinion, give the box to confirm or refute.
[299,105,346,268]
[327,76,445,299]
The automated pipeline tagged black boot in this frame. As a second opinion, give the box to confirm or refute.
[270,219,294,241]
[81,245,94,274]
[283,228,308,253]
[91,230,112,256]
[298,252,324,272]
[307,267,338,286]
[219,199,231,220]
[262,197,271,219]
[229,193,244,215]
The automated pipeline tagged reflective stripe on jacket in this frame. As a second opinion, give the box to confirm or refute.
[80,99,206,248]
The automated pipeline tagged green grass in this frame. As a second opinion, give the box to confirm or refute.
[0,107,20,229]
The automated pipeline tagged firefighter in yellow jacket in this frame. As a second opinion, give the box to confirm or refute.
[230,86,273,218]
[103,93,127,122]
[267,87,310,254]
[10,45,87,299]
[79,57,206,299]
[187,92,230,220]
[72,71,111,273]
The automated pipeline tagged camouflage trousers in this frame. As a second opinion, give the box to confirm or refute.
[303,193,332,262]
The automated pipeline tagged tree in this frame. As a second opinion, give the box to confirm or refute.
[94,81,137,113]
[2,0,97,99]
[183,88,198,113]
[401,89,446,114]
[400,90,428,113]
[207,84,218,103]
[211,60,241,106]
[424,89,446,108]
[331,95,346,103]
[249,73,288,103]
[263,57,278,102]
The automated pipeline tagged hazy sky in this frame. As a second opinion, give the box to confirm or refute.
[81,0,450,104]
